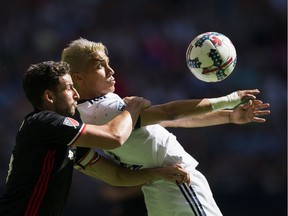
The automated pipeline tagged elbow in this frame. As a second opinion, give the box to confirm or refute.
[107,129,128,149]
[112,138,126,149]
[104,138,123,150]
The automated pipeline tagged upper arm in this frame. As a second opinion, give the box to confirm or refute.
[73,124,122,149]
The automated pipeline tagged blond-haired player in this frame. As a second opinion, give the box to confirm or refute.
[62,38,270,216]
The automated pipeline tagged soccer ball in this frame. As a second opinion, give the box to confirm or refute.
[186,32,237,82]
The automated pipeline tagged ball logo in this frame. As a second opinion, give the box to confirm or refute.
[211,36,222,46]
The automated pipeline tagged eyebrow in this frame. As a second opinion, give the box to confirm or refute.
[93,58,109,65]
[91,51,109,59]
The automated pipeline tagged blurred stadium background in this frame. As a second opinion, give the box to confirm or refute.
[0,0,286,215]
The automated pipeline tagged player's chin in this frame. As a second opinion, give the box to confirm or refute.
[68,106,77,117]
[109,85,115,92]
[103,86,115,94]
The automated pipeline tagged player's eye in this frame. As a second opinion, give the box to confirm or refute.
[95,63,103,69]
[67,84,74,91]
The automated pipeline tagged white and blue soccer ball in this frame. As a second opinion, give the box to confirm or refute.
[186,32,237,82]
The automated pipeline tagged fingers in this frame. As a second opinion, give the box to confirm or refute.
[242,99,270,111]
[171,165,190,185]
[141,98,151,109]
[252,110,271,123]
[249,89,260,94]
[245,89,260,95]
[254,103,270,110]
[237,89,260,101]
[123,96,151,109]
[248,100,271,114]
[238,99,270,124]
[254,110,271,116]
[252,116,267,123]
[251,99,263,105]
[241,99,253,109]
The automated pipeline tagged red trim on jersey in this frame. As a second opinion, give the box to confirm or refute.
[89,153,100,165]
[25,149,56,216]
[68,124,86,146]
[74,149,100,170]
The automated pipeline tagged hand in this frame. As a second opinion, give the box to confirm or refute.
[123,96,151,110]
[236,89,260,101]
[230,99,270,124]
[155,164,190,185]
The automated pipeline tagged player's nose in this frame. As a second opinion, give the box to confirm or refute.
[106,65,114,76]
[72,86,80,100]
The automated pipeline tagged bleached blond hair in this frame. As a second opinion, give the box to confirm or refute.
[61,38,108,74]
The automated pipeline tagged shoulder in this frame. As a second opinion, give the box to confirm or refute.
[25,110,83,130]
[78,93,125,111]
[77,93,125,125]
[26,110,64,125]
[106,92,122,100]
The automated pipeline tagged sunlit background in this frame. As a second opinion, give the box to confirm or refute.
[0,0,286,215]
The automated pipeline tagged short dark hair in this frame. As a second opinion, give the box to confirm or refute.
[23,61,70,108]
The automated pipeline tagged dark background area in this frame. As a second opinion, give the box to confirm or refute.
[0,0,286,215]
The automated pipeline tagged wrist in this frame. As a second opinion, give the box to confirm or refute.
[207,92,241,111]
[229,111,233,123]
[147,168,163,181]
[149,168,160,180]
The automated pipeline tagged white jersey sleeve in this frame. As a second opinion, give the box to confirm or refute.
[77,92,125,125]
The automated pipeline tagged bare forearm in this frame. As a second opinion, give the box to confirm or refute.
[160,110,231,128]
[141,99,212,126]
[76,155,159,186]
[113,168,164,186]
[160,99,212,118]
[141,90,260,127]
[160,99,270,128]
[107,107,140,144]
[78,156,190,186]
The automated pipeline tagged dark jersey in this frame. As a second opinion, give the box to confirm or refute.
[0,110,86,216]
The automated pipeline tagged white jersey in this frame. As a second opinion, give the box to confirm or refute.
[78,92,222,216]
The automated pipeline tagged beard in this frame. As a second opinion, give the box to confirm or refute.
[55,102,76,117]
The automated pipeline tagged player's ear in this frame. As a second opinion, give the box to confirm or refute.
[43,90,55,104]
[71,73,83,83]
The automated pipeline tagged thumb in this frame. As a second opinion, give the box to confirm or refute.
[241,99,252,109]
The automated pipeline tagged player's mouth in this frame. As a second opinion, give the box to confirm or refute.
[108,77,116,85]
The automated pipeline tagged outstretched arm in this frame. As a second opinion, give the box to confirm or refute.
[75,152,190,186]
[140,89,260,126]
[160,100,270,128]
